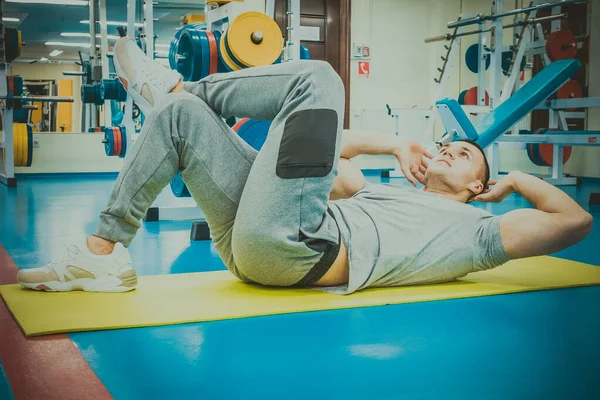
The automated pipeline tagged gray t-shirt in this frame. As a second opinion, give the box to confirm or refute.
[326,183,511,294]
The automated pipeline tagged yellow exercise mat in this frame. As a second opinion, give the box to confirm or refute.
[1,256,599,337]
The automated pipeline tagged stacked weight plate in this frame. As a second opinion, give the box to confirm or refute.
[12,123,33,167]
[103,126,128,158]
[172,12,283,81]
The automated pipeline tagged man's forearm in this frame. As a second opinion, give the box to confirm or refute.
[340,129,400,159]
[509,171,589,220]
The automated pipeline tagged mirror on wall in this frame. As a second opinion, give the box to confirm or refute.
[3,0,204,133]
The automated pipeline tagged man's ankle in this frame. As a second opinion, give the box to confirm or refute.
[87,235,116,255]
[170,79,184,93]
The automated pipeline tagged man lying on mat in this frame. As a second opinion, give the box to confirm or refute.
[17,37,593,294]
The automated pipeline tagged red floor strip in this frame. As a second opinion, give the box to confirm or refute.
[0,246,112,400]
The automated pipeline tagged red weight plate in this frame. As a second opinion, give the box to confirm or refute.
[463,87,489,106]
[232,117,249,132]
[556,80,583,111]
[539,128,572,167]
[113,127,121,157]
[527,128,548,166]
[545,30,578,61]
[205,30,219,75]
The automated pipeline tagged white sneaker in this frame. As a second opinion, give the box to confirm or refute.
[113,36,181,115]
[17,237,138,293]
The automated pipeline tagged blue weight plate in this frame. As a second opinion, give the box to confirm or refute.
[104,127,115,156]
[177,29,203,81]
[237,119,272,151]
[213,31,227,73]
[218,31,234,72]
[116,79,127,102]
[176,31,193,80]
[457,89,467,105]
[465,44,490,74]
[300,45,310,60]
[170,172,191,198]
[26,124,33,167]
[170,23,206,70]
[198,30,210,80]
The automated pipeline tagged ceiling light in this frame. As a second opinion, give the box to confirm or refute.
[40,57,49,61]
[80,19,144,28]
[2,17,20,22]
[7,0,88,5]
[61,32,120,40]
[49,49,63,57]
[45,41,91,48]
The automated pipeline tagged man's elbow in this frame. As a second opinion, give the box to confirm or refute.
[568,212,593,242]
[580,212,593,237]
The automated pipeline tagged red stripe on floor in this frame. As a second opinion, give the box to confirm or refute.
[0,246,112,400]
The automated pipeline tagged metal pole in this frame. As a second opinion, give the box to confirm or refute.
[99,0,111,127]
[144,0,154,58]
[477,27,486,109]
[121,0,136,149]
[1,96,75,103]
[285,0,300,61]
[88,0,97,128]
[489,0,503,109]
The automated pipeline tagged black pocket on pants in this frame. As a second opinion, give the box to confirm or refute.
[276,109,338,179]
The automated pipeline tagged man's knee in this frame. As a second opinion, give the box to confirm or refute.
[300,61,344,99]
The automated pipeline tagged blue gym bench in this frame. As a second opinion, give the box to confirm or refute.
[435,59,583,149]
[435,58,600,185]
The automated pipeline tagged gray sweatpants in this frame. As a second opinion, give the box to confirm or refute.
[95,60,345,287]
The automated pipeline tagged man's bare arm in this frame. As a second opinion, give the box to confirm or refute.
[339,129,402,159]
[492,171,592,259]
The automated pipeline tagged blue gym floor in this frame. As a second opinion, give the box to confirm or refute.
[1,174,599,399]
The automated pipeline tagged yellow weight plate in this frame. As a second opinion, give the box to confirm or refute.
[218,31,243,71]
[18,123,25,167]
[13,123,21,166]
[23,123,29,167]
[227,11,282,67]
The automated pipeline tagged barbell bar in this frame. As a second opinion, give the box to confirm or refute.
[446,0,585,29]
[0,95,75,103]
[426,13,567,43]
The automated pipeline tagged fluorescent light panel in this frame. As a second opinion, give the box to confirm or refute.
[49,49,63,56]
[45,41,91,48]
[80,19,144,28]
[61,32,120,40]
[2,17,20,22]
[40,57,48,61]
[7,0,88,5]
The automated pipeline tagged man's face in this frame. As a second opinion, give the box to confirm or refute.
[425,141,486,196]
